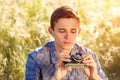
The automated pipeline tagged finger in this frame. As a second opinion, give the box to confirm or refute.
[82,55,96,68]
[83,60,96,68]
[86,63,96,68]
[83,59,93,64]
[56,61,65,68]
[61,58,71,62]
[82,54,92,61]
[66,66,72,72]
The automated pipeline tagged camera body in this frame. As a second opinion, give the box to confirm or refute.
[64,53,86,68]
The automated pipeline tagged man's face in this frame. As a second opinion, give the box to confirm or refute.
[50,18,80,51]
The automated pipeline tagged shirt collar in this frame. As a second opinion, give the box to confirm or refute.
[49,41,59,64]
[49,41,81,64]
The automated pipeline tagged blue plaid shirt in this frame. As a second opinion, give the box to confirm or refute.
[25,41,108,80]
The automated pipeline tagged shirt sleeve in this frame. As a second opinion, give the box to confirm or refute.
[25,51,42,80]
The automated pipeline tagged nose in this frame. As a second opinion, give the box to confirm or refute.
[64,32,71,39]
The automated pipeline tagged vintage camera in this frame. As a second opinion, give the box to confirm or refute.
[64,53,86,69]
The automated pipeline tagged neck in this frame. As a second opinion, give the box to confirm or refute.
[56,49,71,55]
[54,44,72,55]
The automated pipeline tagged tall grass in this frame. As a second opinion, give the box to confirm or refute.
[0,0,120,80]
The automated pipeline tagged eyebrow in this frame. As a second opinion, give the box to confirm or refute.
[71,28,77,30]
[58,28,77,30]
[58,28,65,30]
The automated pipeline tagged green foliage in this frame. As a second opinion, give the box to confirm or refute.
[0,0,120,80]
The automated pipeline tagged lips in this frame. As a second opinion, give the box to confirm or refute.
[64,42,73,45]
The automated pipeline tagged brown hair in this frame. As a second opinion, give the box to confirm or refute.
[50,6,80,30]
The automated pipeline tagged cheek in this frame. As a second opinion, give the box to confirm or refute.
[72,34,79,40]
[57,34,64,39]
[53,33,63,39]
[72,33,78,37]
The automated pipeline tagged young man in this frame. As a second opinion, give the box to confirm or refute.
[25,6,108,80]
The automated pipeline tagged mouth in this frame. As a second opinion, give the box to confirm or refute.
[64,42,73,45]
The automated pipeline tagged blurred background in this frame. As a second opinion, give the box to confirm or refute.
[0,0,120,80]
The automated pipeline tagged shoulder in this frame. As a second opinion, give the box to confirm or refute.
[74,43,100,66]
[74,43,98,59]
[27,41,54,61]
[74,43,93,54]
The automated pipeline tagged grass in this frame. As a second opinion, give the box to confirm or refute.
[0,0,120,80]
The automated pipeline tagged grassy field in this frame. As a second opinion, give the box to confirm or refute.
[0,0,120,80]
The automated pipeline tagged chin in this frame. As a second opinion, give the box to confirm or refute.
[62,46,72,50]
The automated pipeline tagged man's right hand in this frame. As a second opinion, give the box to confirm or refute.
[54,52,72,80]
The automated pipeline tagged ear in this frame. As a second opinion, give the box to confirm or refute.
[48,27,54,36]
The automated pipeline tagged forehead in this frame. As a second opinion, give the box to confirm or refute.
[54,18,79,29]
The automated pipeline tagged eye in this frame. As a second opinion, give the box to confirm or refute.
[71,29,77,33]
[59,29,66,33]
